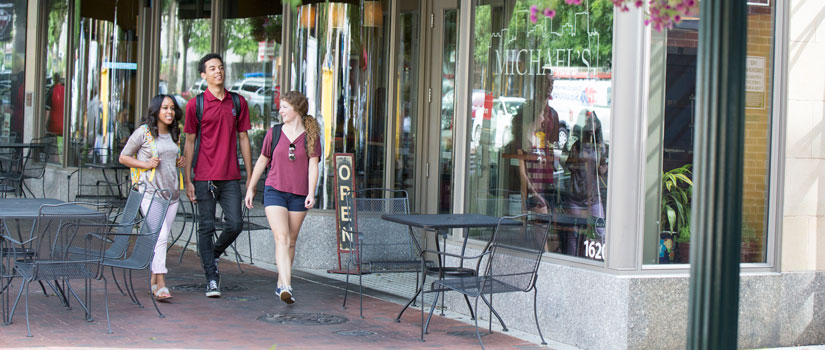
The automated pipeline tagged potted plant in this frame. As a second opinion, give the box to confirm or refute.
[741,225,762,263]
[660,164,693,263]
[674,222,691,263]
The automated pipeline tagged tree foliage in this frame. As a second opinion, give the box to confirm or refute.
[473,0,613,70]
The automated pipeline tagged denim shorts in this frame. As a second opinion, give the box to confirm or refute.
[263,186,308,212]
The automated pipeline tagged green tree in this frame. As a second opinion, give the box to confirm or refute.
[47,0,68,75]
[225,19,259,60]
[505,0,613,69]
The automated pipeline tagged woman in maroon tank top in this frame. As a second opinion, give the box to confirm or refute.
[244,91,321,304]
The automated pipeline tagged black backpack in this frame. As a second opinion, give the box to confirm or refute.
[191,91,241,176]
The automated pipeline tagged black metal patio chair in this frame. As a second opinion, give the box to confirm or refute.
[67,148,127,207]
[422,213,550,348]
[67,183,145,296]
[20,136,55,198]
[102,189,171,318]
[341,188,431,318]
[4,202,111,336]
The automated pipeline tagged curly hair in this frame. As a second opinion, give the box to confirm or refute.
[281,91,320,157]
[198,53,224,74]
[141,94,182,143]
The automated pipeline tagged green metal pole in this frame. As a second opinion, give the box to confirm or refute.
[686,0,748,349]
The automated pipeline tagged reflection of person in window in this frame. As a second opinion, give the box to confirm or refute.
[519,73,561,213]
[11,71,25,141]
[565,110,607,251]
[45,73,65,135]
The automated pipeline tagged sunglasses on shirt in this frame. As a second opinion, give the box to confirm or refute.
[288,143,296,161]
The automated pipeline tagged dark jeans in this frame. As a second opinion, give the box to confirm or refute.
[195,180,243,280]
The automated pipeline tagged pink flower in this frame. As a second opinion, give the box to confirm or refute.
[530,14,538,23]
[530,5,538,15]
[543,8,556,18]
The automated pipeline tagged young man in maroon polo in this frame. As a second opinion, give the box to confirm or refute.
[183,53,253,297]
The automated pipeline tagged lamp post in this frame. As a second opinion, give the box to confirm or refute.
[687,0,748,349]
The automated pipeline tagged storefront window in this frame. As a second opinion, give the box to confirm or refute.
[649,2,775,265]
[220,0,282,153]
[0,0,26,144]
[158,0,211,120]
[291,1,389,209]
[467,0,613,261]
[67,0,141,166]
[43,0,68,163]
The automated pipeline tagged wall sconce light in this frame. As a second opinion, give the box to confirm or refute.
[363,1,383,28]
[330,3,347,29]
[299,4,316,29]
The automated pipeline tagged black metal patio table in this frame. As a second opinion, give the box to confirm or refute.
[0,143,47,150]
[0,198,106,324]
[381,213,520,321]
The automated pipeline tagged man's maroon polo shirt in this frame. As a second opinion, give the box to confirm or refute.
[184,88,251,181]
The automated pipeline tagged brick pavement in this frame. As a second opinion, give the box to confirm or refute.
[0,246,550,349]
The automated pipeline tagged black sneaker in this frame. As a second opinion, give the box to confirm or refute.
[205,279,221,298]
[277,285,295,304]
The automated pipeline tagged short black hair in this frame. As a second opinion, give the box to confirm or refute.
[198,53,224,74]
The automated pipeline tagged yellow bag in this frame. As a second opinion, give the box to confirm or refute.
[130,125,157,185]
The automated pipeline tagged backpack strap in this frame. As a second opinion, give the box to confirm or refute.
[192,91,242,179]
[268,124,283,159]
[191,93,205,177]
[231,92,240,121]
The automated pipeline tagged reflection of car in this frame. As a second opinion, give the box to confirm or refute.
[189,79,207,97]
[471,96,524,150]
[440,89,454,130]
[247,86,274,116]
[158,80,187,108]
[233,78,274,116]
[491,97,524,149]
[228,81,243,93]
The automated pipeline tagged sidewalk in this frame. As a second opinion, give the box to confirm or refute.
[0,246,551,349]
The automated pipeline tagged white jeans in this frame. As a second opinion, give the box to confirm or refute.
[140,196,179,274]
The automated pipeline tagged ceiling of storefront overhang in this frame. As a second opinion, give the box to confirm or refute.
[223,0,283,18]
[80,0,140,31]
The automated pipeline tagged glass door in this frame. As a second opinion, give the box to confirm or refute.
[422,0,458,214]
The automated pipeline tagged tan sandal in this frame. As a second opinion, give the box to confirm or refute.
[155,287,173,300]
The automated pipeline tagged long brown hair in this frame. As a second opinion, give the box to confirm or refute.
[282,91,320,157]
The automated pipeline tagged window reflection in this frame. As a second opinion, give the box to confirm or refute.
[0,1,26,144]
[653,3,774,265]
[468,0,613,261]
[69,0,140,166]
[43,0,68,163]
[220,0,283,155]
[291,1,388,209]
